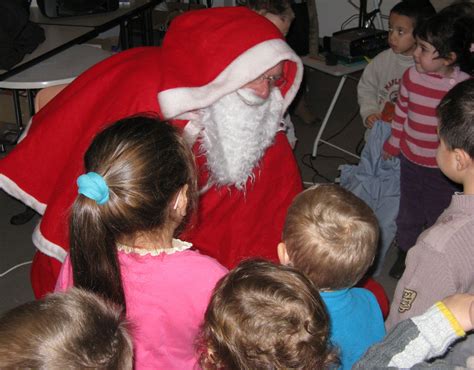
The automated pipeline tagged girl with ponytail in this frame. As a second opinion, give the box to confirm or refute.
[55,115,227,369]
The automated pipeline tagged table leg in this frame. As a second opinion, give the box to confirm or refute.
[120,21,130,50]
[140,13,147,45]
[10,89,37,225]
[311,75,347,157]
[27,90,36,117]
[319,139,361,159]
[12,90,24,131]
[144,9,154,46]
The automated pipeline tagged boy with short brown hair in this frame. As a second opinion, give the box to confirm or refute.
[279,184,385,369]
[0,288,133,369]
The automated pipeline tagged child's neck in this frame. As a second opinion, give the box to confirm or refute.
[463,175,474,195]
[122,229,176,250]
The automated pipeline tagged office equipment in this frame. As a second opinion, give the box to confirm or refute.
[331,28,388,60]
[38,0,119,18]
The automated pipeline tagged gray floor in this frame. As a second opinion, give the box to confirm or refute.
[0,63,399,315]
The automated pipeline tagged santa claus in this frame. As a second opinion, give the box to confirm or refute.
[0,7,304,297]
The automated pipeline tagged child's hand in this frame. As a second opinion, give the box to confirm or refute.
[442,294,474,332]
[365,113,382,128]
[382,150,393,160]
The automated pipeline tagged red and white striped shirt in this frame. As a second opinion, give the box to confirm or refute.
[383,66,470,167]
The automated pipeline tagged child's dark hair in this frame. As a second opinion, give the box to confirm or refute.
[240,0,291,15]
[390,0,436,30]
[415,12,474,74]
[197,259,338,370]
[439,1,474,19]
[0,288,133,369]
[70,115,197,309]
[437,79,474,157]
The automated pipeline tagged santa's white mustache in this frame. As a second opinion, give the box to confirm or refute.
[236,88,267,106]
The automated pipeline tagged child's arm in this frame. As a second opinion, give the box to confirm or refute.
[365,113,382,129]
[353,298,469,369]
[357,58,382,128]
[382,68,410,158]
[443,293,474,332]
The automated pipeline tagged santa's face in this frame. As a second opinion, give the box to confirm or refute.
[240,63,284,101]
[199,86,284,190]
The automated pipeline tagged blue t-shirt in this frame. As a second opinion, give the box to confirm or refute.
[321,288,385,369]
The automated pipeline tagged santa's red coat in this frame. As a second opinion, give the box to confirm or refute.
[0,7,304,296]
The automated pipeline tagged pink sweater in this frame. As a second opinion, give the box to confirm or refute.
[56,243,227,370]
[383,67,470,167]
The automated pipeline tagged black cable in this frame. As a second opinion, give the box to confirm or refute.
[323,108,360,142]
[300,106,362,182]
[318,153,357,164]
[301,152,358,184]
[301,153,333,182]
[348,0,360,10]
[356,137,365,156]
[341,14,359,30]
[302,150,359,182]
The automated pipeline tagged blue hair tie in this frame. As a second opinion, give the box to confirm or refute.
[77,172,109,205]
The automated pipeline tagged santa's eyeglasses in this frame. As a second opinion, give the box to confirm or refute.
[254,74,287,88]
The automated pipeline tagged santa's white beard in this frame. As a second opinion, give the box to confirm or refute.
[199,88,284,190]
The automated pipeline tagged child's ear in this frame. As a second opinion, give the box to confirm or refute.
[173,185,189,217]
[454,148,471,171]
[277,242,291,265]
[444,52,457,66]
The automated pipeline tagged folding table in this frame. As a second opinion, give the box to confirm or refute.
[301,55,367,160]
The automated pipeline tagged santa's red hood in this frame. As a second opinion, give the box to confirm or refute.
[157,7,302,120]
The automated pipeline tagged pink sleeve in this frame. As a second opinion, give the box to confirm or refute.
[54,255,74,292]
[383,69,410,156]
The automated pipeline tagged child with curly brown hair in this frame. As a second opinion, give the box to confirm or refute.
[197,259,338,369]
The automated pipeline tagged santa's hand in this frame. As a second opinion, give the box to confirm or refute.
[365,113,382,128]
[442,294,474,332]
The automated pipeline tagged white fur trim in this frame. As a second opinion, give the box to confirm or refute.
[0,174,66,262]
[17,117,33,143]
[0,174,46,214]
[117,238,193,256]
[159,39,303,121]
[182,119,203,146]
[32,221,67,262]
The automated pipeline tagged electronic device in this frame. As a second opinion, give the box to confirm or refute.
[330,27,388,60]
[37,0,119,18]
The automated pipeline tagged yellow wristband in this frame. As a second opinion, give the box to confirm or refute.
[435,301,466,337]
